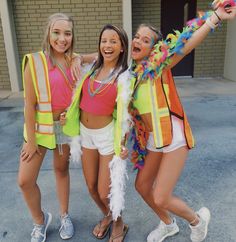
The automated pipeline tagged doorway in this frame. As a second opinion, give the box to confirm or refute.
[161,0,196,76]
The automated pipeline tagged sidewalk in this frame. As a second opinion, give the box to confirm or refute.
[0,77,236,242]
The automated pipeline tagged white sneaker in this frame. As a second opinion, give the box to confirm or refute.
[31,211,52,242]
[189,207,211,242]
[59,213,74,239]
[147,218,179,242]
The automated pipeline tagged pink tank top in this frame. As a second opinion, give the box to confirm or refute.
[80,76,117,115]
[47,58,74,111]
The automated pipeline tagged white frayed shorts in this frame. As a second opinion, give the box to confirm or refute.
[146,116,187,153]
[80,121,114,156]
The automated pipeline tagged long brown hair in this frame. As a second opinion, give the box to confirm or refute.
[93,24,129,76]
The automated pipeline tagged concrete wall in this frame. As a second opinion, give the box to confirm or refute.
[224,18,236,82]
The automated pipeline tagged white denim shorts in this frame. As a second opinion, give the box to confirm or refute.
[80,121,114,156]
[146,116,187,153]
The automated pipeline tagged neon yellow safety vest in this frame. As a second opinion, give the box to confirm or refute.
[22,51,56,149]
[133,69,194,149]
[63,69,134,156]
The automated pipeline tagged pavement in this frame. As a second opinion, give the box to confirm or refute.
[0,77,236,242]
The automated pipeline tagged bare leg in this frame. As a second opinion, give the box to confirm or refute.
[18,145,47,224]
[135,150,172,224]
[153,146,198,223]
[97,154,126,242]
[53,144,70,215]
[82,147,107,213]
[82,148,112,237]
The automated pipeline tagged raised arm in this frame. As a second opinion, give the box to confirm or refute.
[168,6,236,69]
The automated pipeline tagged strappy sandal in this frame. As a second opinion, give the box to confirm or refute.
[93,213,112,239]
[108,224,129,242]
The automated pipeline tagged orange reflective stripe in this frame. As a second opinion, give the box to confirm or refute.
[30,54,41,101]
[149,79,170,147]
[37,103,52,112]
[39,52,51,101]
[35,123,54,134]
[32,53,50,103]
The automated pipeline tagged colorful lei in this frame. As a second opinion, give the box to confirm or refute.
[129,103,149,169]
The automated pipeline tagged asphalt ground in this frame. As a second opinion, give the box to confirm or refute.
[0,77,236,242]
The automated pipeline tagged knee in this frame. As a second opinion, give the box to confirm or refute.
[54,166,69,177]
[153,194,170,210]
[18,175,34,191]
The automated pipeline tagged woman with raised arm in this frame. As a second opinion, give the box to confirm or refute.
[129,2,236,242]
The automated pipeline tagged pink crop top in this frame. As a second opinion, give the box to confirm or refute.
[47,58,74,111]
[80,76,117,116]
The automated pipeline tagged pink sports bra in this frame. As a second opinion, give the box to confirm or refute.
[47,58,74,111]
[80,76,117,116]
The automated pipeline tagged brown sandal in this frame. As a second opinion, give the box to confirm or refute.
[109,224,129,242]
[93,215,112,239]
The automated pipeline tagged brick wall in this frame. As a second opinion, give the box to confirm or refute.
[0,16,11,90]
[131,0,226,78]
[132,0,161,35]
[12,0,122,64]
[194,0,227,77]
[0,0,230,91]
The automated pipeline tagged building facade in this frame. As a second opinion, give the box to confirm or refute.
[0,0,235,92]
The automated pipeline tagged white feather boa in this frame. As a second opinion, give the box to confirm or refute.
[108,69,133,220]
[69,135,82,164]
[109,155,128,221]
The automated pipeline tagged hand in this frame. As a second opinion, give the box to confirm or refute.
[120,146,129,160]
[212,0,236,10]
[71,55,82,81]
[20,142,41,162]
[59,111,67,126]
[215,5,236,20]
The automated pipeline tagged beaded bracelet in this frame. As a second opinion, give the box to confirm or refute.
[205,17,218,30]
[214,11,222,22]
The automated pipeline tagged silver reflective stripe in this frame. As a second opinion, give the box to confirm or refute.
[35,123,54,134]
[32,53,49,103]
[37,103,52,112]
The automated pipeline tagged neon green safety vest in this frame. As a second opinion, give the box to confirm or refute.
[63,69,134,156]
[22,51,56,149]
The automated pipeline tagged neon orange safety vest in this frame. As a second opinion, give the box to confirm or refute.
[148,69,194,149]
[22,51,56,149]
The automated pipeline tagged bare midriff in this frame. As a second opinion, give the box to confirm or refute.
[139,112,153,132]
[80,111,113,129]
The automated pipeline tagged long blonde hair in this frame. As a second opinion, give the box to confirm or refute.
[42,13,75,65]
